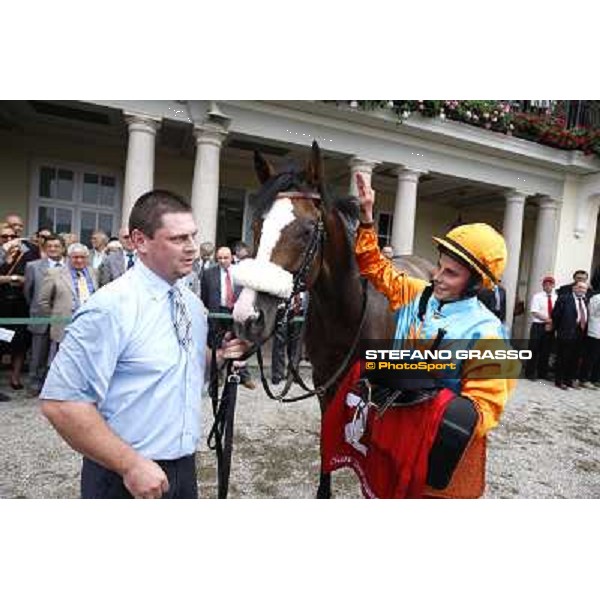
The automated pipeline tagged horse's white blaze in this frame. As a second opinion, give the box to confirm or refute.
[232,197,297,322]
[256,197,296,262]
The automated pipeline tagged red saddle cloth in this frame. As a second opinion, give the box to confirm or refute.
[321,362,455,499]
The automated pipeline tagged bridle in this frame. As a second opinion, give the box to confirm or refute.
[207,175,367,498]
[251,190,369,403]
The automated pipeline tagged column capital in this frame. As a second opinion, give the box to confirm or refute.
[393,166,427,182]
[504,189,527,204]
[348,157,379,172]
[194,121,228,148]
[537,195,562,210]
[123,112,161,134]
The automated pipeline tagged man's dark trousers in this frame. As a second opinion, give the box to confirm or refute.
[81,455,198,499]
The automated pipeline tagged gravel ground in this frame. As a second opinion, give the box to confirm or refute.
[0,367,598,499]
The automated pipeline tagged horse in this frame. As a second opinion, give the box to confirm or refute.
[232,141,434,498]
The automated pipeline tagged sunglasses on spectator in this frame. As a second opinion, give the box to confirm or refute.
[1,234,18,240]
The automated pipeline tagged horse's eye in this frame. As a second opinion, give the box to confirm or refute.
[299,222,314,238]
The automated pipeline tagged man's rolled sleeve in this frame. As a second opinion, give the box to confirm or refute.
[40,307,123,404]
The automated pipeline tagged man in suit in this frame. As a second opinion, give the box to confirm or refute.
[182,241,215,298]
[201,245,255,389]
[39,243,98,364]
[24,235,66,394]
[89,230,108,269]
[478,281,507,323]
[552,280,589,389]
[98,227,136,287]
[557,270,592,299]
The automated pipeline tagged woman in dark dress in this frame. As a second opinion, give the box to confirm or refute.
[0,223,33,390]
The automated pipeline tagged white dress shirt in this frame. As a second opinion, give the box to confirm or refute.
[587,294,600,338]
[530,290,557,323]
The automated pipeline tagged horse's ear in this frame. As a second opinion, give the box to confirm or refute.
[254,151,275,185]
[305,140,325,188]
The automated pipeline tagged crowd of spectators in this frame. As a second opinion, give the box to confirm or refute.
[0,212,306,400]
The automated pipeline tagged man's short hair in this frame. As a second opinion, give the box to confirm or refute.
[92,229,109,243]
[67,243,90,256]
[573,270,588,278]
[45,234,64,248]
[129,189,192,238]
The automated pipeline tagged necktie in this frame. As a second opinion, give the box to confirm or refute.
[546,294,553,318]
[76,271,90,304]
[225,268,235,309]
[170,286,192,351]
[126,252,135,269]
[578,297,587,331]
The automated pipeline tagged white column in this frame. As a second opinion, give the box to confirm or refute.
[502,190,527,332]
[391,167,423,255]
[122,113,160,226]
[190,122,228,245]
[348,157,377,196]
[527,196,561,316]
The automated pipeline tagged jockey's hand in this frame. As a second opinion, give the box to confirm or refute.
[356,172,376,223]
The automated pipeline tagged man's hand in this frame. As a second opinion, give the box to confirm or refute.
[122,456,169,499]
[219,331,252,362]
[2,238,22,258]
[356,172,376,223]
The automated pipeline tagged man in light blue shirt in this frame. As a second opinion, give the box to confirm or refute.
[40,190,249,499]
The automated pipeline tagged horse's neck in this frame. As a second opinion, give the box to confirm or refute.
[306,217,363,356]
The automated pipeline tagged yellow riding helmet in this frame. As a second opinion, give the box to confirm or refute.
[432,223,507,290]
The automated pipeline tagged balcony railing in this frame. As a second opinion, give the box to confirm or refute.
[325,100,600,160]
[509,101,600,130]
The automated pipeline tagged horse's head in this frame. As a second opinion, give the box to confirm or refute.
[233,141,356,345]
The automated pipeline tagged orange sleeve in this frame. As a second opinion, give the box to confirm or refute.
[460,338,519,436]
[355,225,427,310]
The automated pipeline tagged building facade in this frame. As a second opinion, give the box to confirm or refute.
[2,99,600,338]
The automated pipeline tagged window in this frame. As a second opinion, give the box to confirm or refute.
[377,211,393,247]
[30,162,120,247]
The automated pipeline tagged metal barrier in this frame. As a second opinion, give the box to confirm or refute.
[0,314,305,326]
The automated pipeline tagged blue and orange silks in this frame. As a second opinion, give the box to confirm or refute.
[355,225,517,436]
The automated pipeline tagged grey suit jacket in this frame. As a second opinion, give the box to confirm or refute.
[98,251,128,287]
[24,258,64,334]
[39,266,98,342]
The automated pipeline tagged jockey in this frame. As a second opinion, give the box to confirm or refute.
[351,174,518,495]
